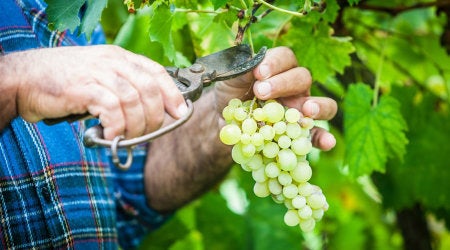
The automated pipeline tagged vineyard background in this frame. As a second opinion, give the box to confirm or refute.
[46,0,450,249]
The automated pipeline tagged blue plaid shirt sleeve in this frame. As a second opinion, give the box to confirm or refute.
[0,0,171,249]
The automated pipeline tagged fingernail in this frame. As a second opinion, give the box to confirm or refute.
[322,133,336,151]
[259,64,270,79]
[256,81,272,97]
[305,101,319,117]
[177,103,188,117]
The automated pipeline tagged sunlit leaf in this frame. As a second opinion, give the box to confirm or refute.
[281,20,355,83]
[344,83,408,177]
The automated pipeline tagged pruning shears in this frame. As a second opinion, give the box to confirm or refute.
[45,44,267,170]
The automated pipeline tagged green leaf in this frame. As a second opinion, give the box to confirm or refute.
[45,0,86,32]
[149,4,176,60]
[374,86,450,209]
[344,83,408,178]
[281,20,355,83]
[80,0,107,39]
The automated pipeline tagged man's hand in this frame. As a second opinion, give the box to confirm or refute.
[215,46,337,151]
[1,45,187,139]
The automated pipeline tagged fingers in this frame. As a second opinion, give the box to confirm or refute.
[252,47,312,101]
[253,67,312,100]
[310,127,336,151]
[92,46,185,139]
[121,49,187,119]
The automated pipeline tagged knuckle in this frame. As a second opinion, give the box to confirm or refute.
[121,88,140,105]
[298,67,312,86]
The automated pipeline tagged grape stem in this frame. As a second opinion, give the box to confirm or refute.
[248,96,258,117]
[255,0,306,17]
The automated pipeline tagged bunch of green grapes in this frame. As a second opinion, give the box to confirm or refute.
[219,98,328,232]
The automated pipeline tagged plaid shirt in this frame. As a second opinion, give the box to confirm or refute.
[0,0,169,249]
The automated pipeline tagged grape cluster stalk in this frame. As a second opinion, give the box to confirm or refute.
[219,98,328,232]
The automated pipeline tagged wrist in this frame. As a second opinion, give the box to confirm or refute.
[0,54,19,130]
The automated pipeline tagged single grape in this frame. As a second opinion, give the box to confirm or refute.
[292,195,307,209]
[262,141,279,158]
[277,149,297,171]
[251,132,265,147]
[234,107,248,121]
[259,125,275,141]
[291,137,312,156]
[277,171,292,186]
[241,143,256,157]
[247,154,264,170]
[253,182,270,198]
[219,124,241,145]
[283,184,299,199]
[286,122,302,139]
[268,178,283,195]
[252,167,268,182]
[263,101,285,123]
[312,209,324,221]
[291,161,312,183]
[273,121,287,134]
[265,162,280,178]
[298,182,314,197]
[284,210,300,227]
[298,205,313,219]
[222,105,235,121]
[242,118,258,135]
[285,108,301,123]
[252,108,266,122]
[228,98,242,108]
[307,192,327,209]
[277,135,292,149]
[240,133,251,144]
[299,218,316,232]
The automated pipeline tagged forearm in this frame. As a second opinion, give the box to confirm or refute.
[0,54,19,131]
[144,89,233,212]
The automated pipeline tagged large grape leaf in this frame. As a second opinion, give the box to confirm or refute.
[281,19,355,83]
[344,83,408,178]
[373,86,450,210]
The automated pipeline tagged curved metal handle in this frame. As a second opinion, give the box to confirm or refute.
[84,99,194,170]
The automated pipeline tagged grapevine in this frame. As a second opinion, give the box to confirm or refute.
[219,98,328,232]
